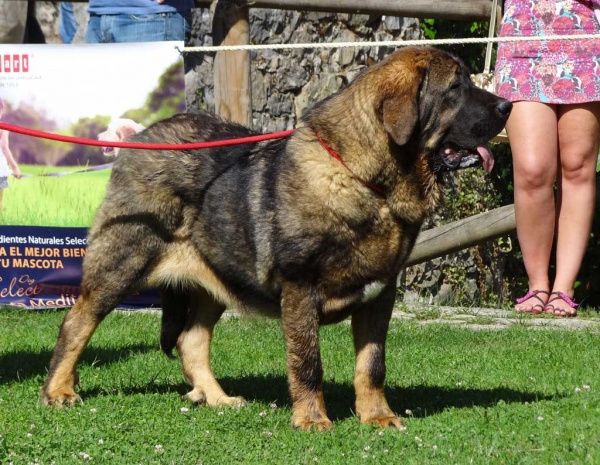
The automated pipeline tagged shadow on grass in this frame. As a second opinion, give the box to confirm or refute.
[0,344,157,384]
[225,376,558,420]
[79,374,557,421]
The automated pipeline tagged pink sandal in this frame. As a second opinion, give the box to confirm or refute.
[515,289,549,314]
[545,291,578,317]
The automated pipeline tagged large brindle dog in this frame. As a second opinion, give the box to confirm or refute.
[42,47,511,430]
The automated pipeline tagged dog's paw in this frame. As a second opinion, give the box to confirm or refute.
[216,395,248,409]
[183,389,207,405]
[183,389,248,409]
[292,415,333,432]
[41,388,81,408]
[360,414,405,430]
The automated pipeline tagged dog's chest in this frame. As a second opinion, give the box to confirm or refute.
[322,279,388,316]
[360,281,387,303]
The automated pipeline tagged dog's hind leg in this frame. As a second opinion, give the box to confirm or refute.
[351,286,404,429]
[160,288,190,358]
[41,228,157,407]
[41,293,108,406]
[177,289,247,408]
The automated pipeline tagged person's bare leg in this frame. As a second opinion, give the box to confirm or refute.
[508,102,558,313]
[549,103,600,317]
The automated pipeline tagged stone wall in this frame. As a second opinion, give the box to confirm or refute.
[186,9,422,132]
[35,1,89,44]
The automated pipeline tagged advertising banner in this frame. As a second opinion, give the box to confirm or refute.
[0,42,185,308]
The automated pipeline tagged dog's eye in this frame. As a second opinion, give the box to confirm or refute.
[450,81,461,90]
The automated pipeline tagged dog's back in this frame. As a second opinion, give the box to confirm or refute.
[90,113,288,302]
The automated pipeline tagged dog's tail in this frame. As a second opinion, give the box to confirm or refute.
[160,289,189,358]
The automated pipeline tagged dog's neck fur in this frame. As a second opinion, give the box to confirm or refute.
[302,73,441,225]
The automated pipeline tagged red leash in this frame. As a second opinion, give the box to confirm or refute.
[0,121,295,150]
[1,121,385,197]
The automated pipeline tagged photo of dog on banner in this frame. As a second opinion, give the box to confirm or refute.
[97,118,145,157]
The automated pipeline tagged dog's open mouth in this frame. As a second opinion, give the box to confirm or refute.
[441,144,494,173]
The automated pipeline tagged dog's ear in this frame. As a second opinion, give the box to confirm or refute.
[116,124,142,141]
[381,67,425,146]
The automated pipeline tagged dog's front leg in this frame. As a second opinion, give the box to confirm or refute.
[281,283,332,431]
[351,286,405,429]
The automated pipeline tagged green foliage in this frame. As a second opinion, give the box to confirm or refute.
[3,101,64,166]
[418,18,490,73]
[63,115,112,166]
[122,62,186,127]
[1,310,600,463]
[421,18,436,40]
[148,62,187,113]
[412,307,443,321]
[195,88,208,112]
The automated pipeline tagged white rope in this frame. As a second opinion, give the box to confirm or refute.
[181,33,600,53]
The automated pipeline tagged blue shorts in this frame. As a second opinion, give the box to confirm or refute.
[85,11,192,43]
[0,176,8,189]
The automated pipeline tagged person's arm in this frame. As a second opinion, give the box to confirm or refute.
[0,130,22,179]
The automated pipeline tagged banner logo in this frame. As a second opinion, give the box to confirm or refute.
[1,54,30,73]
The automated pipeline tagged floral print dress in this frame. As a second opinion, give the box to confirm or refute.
[495,0,600,103]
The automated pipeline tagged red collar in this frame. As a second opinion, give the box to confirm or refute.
[314,132,386,197]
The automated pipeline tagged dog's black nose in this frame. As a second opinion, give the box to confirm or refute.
[496,100,513,116]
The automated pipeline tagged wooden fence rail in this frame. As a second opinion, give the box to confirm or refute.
[194,0,495,21]
[407,174,600,267]
[66,0,495,21]
[406,204,516,267]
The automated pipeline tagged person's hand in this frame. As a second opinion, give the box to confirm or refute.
[157,0,166,3]
[12,167,22,179]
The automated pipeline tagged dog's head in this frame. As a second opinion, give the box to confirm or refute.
[98,118,146,157]
[374,47,511,173]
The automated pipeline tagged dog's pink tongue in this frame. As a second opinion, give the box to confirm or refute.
[477,145,494,173]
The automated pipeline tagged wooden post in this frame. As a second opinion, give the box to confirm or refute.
[212,0,252,127]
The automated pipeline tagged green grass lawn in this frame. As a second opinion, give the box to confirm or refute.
[1,309,599,464]
[1,166,110,227]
